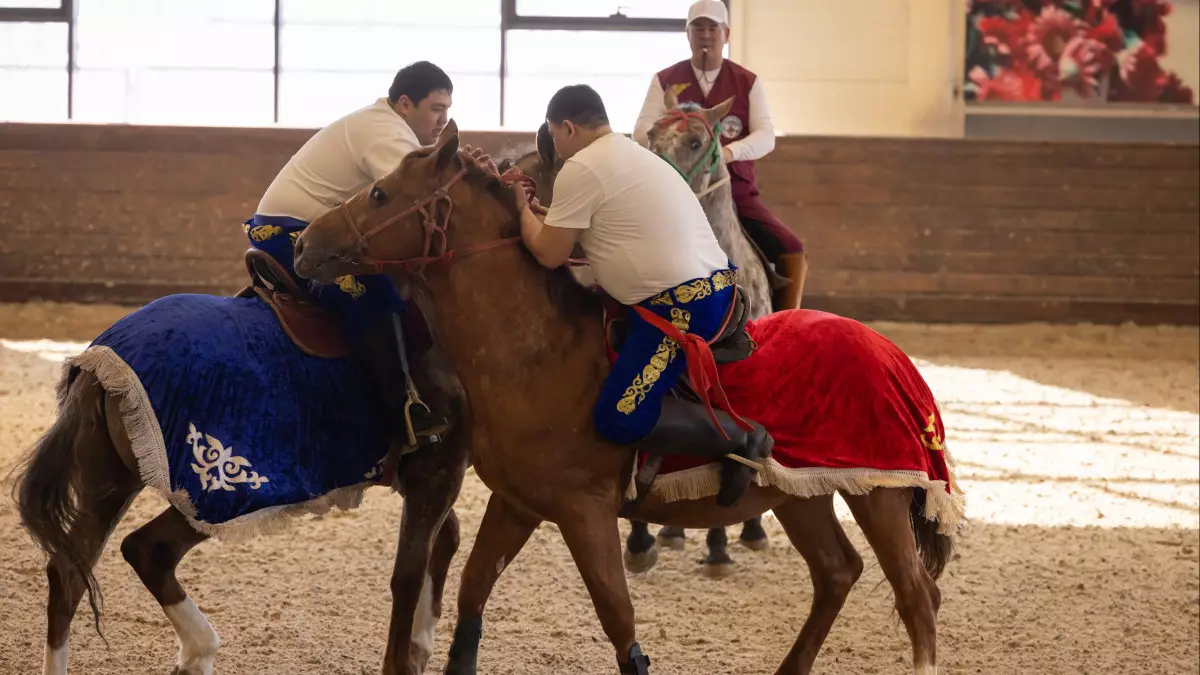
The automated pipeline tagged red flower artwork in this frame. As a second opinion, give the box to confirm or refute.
[964,0,1196,104]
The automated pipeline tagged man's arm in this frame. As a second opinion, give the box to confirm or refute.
[517,161,599,268]
[517,204,579,269]
[632,75,666,147]
[360,132,421,181]
[724,78,776,163]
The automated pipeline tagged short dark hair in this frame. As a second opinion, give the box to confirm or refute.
[545,84,610,128]
[388,61,453,105]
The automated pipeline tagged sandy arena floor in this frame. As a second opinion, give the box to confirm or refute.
[0,301,1197,674]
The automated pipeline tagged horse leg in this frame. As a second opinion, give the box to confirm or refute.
[656,524,687,550]
[15,374,142,675]
[700,527,735,578]
[558,502,647,673]
[624,520,659,573]
[843,488,940,674]
[738,516,770,551]
[444,494,541,675]
[43,474,139,675]
[769,495,863,675]
[383,461,465,675]
[120,508,213,675]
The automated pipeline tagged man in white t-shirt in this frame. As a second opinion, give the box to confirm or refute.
[244,61,457,450]
[513,85,774,521]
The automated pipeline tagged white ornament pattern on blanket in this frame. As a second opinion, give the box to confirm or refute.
[188,423,270,492]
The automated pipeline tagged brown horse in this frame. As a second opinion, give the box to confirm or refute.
[9,283,468,675]
[500,101,787,575]
[292,121,963,675]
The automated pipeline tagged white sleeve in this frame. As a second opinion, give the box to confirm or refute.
[544,161,604,231]
[632,75,666,147]
[360,134,420,181]
[725,78,776,163]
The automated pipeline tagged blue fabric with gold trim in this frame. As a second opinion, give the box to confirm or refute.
[595,265,738,444]
[88,292,391,527]
[244,213,405,341]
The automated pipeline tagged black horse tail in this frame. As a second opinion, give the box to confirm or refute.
[909,488,955,580]
[9,368,108,641]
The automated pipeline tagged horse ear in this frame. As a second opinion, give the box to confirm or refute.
[536,121,557,168]
[662,85,680,111]
[434,119,460,171]
[705,97,735,128]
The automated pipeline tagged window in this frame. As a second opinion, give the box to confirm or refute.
[72,0,275,126]
[278,0,501,129]
[0,22,67,122]
[503,29,688,131]
[515,1,696,20]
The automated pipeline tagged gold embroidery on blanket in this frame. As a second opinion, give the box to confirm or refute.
[188,423,269,492]
[649,290,674,306]
[921,413,945,452]
[616,308,691,414]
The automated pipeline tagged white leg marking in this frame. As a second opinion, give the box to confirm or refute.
[164,596,220,675]
[409,573,437,672]
[915,663,937,675]
[43,642,68,675]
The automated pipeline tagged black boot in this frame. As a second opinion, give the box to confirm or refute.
[637,397,774,507]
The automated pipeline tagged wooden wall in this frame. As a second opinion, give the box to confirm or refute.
[1,122,1197,324]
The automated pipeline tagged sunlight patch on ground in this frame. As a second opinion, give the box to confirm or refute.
[912,359,1199,530]
[0,339,89,364]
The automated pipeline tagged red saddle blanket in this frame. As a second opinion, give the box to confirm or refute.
[634,309,963,534]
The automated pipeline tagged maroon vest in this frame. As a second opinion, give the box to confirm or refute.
[655,59,757,190]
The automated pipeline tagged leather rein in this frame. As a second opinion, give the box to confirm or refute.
[334,151,538,275]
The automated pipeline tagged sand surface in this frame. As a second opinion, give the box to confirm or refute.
[1,302,1197,674]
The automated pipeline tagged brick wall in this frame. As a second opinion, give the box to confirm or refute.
[1,122,1196,324]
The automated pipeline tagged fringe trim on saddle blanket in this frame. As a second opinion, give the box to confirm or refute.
[625,452,967,537]
[57,346,377,542]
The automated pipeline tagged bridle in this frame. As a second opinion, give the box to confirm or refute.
[331,149,536,275]
[654,109,729,198]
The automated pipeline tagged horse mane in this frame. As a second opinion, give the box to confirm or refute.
[458,155,603,325]
[676,101,703,112]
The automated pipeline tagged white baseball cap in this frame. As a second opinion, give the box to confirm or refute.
[687,0,728,26]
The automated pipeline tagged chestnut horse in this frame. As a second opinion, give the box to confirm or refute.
[500,98,787,575]
[292,121,962,675]
[9,284,468,675]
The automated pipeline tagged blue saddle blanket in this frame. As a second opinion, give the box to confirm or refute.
[81,292,391,533]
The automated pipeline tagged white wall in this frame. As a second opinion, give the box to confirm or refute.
[729,0,966,138]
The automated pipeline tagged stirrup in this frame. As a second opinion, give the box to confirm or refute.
[402,388,448,448]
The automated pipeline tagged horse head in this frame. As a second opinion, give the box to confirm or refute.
[293,119,522,285]
[646,92,734,197]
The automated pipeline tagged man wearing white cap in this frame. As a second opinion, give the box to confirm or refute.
[633,0,808,313]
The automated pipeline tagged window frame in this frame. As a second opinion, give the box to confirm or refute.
[0,0,76,117]
[2,0,732,127]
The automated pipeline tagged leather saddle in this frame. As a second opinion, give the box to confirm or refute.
[236,248,351,359]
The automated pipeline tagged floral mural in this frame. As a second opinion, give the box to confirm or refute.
[964,0,1197,104]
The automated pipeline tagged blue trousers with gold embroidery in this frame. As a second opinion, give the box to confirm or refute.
[595,266,738,445]
[244,214,405,340]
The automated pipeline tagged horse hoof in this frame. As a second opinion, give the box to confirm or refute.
[701,561,736,579]
[656,534,686,551]
[739,536,770,552]
[624,546,659,574]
